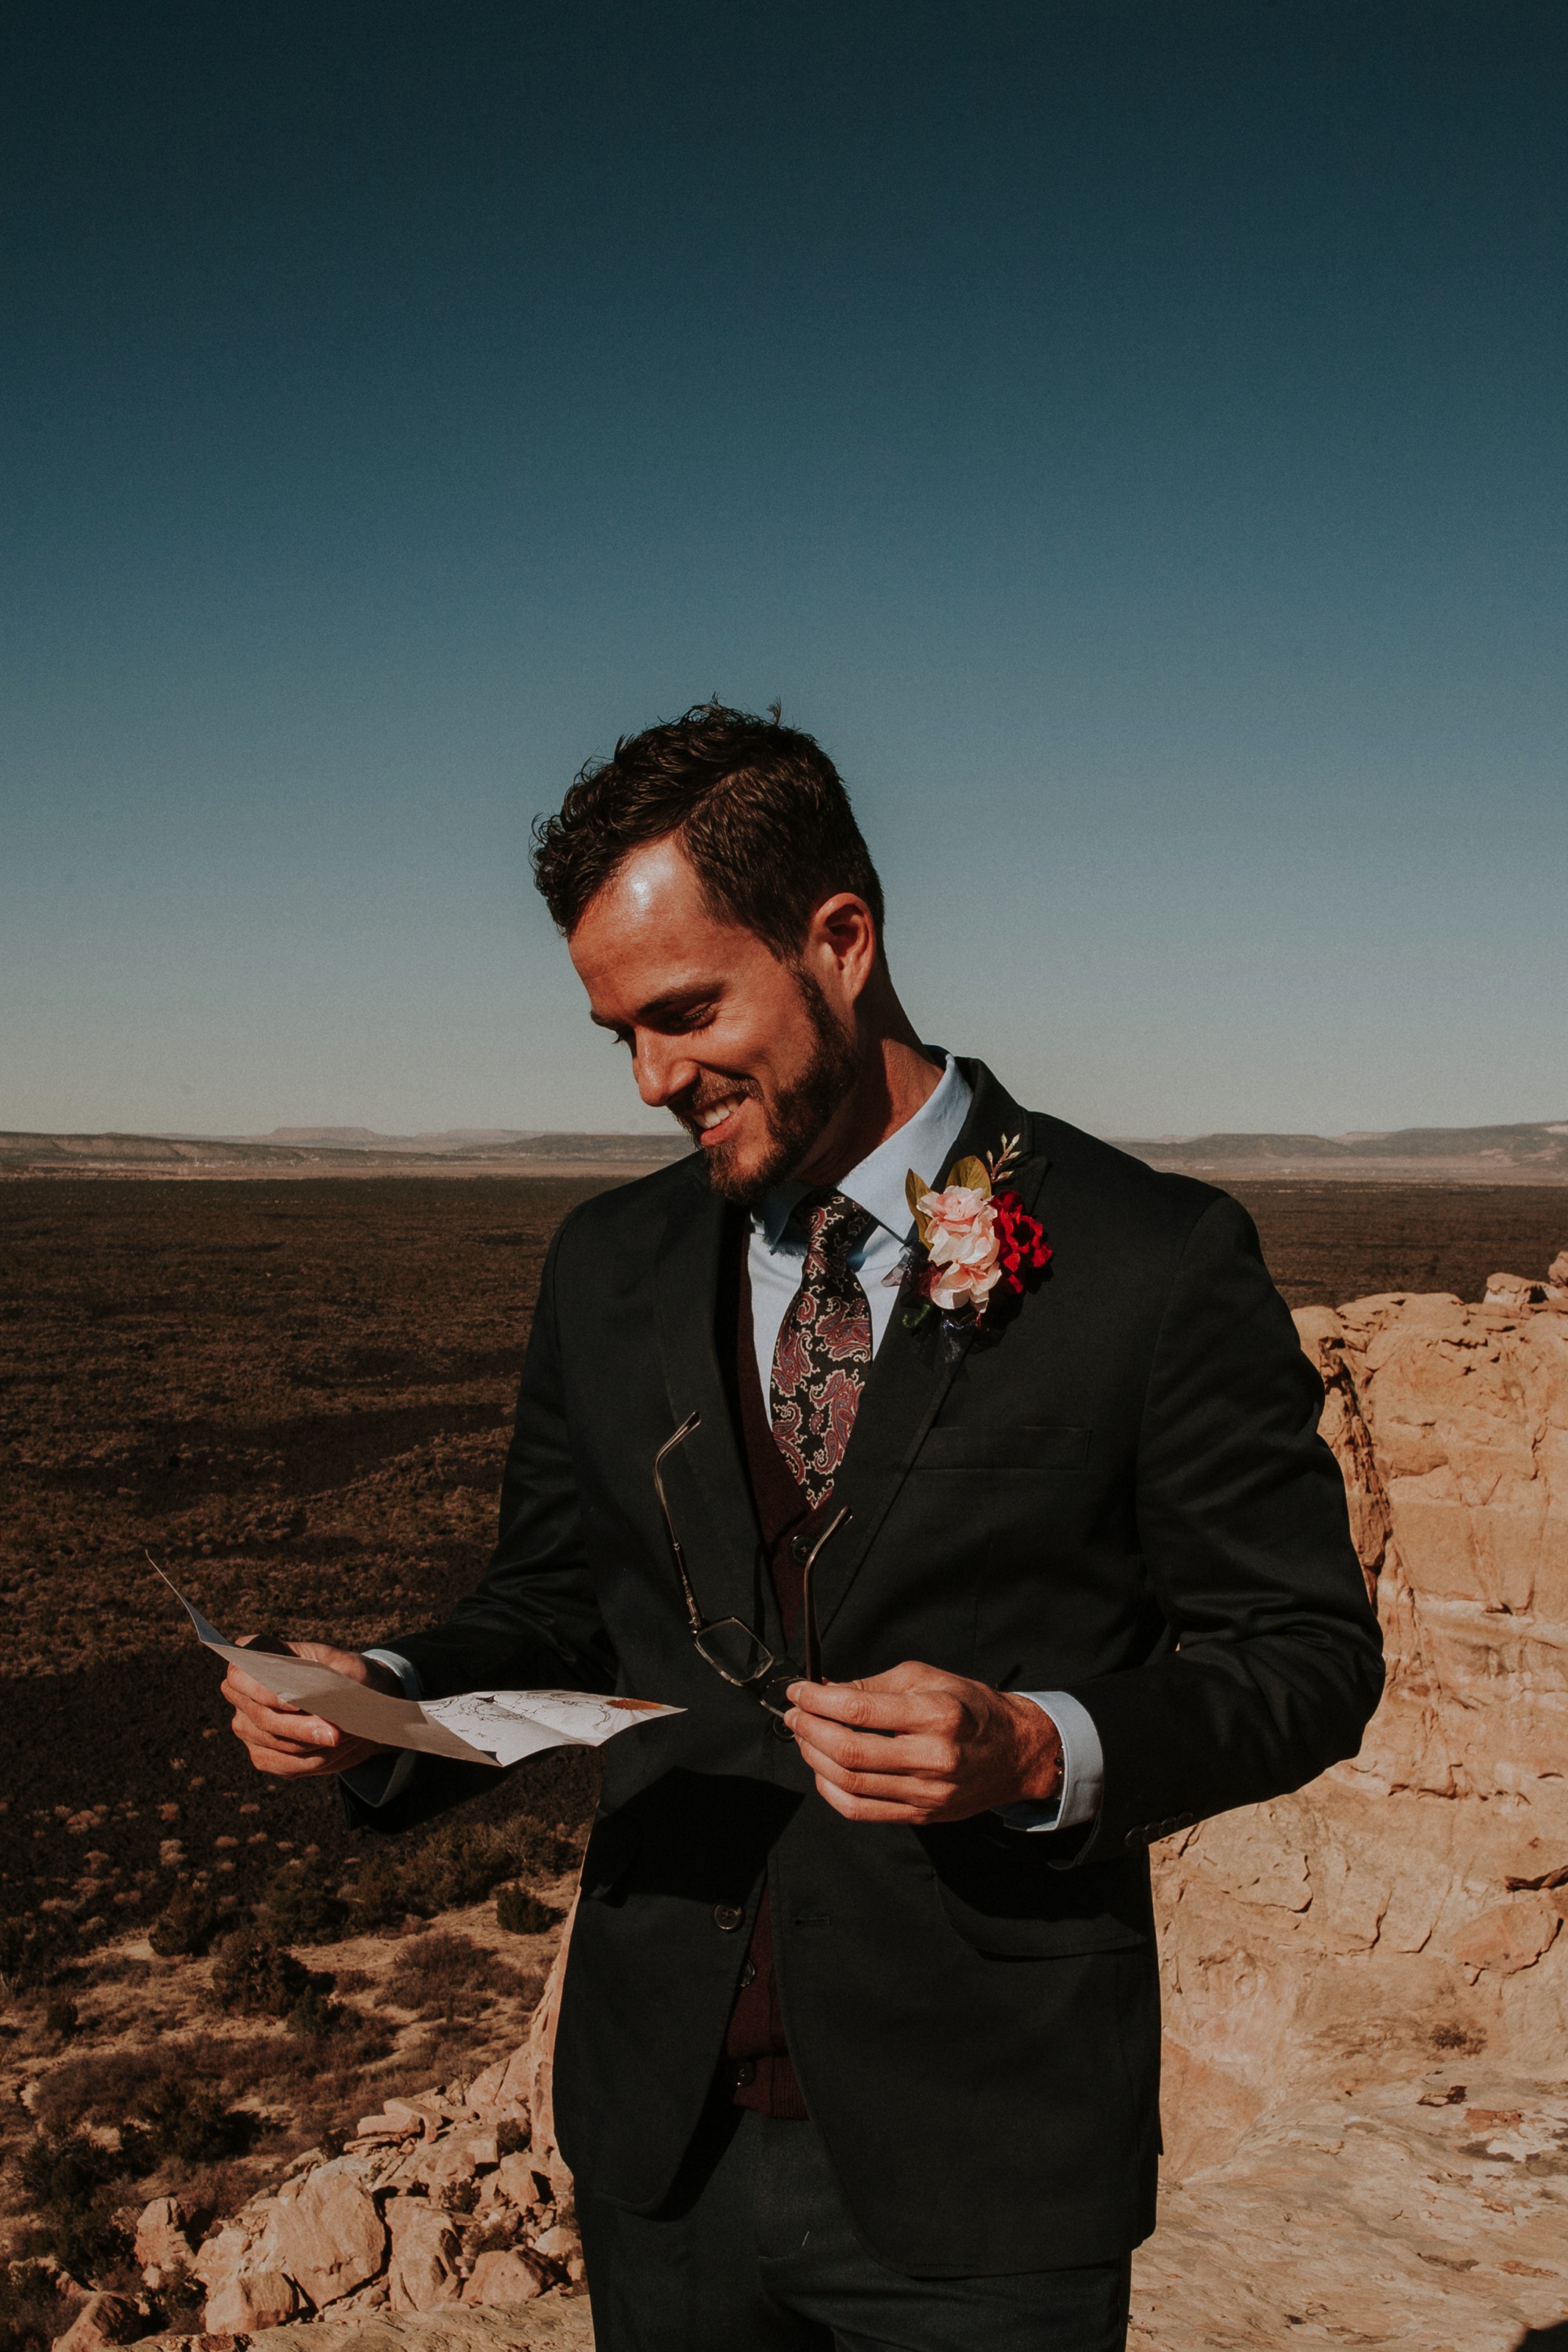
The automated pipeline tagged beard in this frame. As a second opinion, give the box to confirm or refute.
[684,970,862,1209]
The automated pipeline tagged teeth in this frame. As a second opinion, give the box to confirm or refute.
[698,1099,740,1131]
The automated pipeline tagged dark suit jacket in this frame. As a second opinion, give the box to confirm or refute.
[345,1062,1382,2274]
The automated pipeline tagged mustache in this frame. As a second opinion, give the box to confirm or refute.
[670,1075,762,1135]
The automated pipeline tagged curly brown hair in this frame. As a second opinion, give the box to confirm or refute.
[530,702,885,958]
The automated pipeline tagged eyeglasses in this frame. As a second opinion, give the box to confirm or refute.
[653,1410,849,1726]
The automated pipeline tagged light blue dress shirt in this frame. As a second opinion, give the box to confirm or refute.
[351,1052,1103,1832]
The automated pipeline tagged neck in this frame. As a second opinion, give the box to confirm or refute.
[792,979,944,1190]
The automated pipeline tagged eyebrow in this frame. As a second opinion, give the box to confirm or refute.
[590,985,719,1033]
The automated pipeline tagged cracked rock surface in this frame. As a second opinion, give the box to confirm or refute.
[1135,1272,1568,2347]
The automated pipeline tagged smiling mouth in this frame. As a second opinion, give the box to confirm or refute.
[695,1096,745,1137]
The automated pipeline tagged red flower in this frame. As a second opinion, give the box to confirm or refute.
[989,1191,1052,1295]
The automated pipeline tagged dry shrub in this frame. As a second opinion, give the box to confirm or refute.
[35,2039,227,2136]
[129,2075,256,2164]
[379,1931,529,2020]
[212,2013,395,2106]
[0,1918,60,1997]
[256,1856,348,1945]
[209,1926,311,2018]
[14,2136,135,2281]
[346,1817,578,1933]
[0,2263,79,2352]
[495,1886,560,1936]
[175,2155,257,2224]
[148,1887,223,1958]
[30,2042,255,2167]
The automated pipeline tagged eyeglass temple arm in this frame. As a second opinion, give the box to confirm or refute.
[653,1411,706,1635]
[800,1504,851,1686]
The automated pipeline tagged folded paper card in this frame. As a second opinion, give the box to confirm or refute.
[155,1561,682,1768]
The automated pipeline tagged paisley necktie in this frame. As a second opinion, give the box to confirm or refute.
[768,1189,876,1508]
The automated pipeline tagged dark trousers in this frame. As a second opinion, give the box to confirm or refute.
[579,2105,1133,2352]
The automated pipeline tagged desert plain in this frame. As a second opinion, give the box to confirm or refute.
[2,1167,1567,2352]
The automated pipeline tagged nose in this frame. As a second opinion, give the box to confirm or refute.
[633,1033,701,1108]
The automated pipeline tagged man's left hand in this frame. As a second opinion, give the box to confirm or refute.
[786,1661,1064,1824]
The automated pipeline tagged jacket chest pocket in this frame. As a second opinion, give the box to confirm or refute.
[916,1422,1091,1473]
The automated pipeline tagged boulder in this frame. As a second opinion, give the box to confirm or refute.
[252,2161,386,2310]
[132,2194,191,2283]
[51,2292,141,2350]
[461,2249,549,2307]
[191,2222,253,2313]
[492,2152,550,2211]
[384,2094,452,2141]
[203,2267,299,2332]
[385,2196,462,2312]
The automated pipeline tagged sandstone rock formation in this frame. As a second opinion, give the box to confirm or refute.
[1140,1258,1568,2347]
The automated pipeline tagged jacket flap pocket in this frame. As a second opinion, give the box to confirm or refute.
[917,1421,1091,1472]
[933,1878,1147,1957]
[923,1820,1149,1958]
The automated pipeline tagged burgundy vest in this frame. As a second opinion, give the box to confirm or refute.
[720,1236,840,2121]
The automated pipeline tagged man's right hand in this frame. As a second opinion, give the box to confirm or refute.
[223,1639,400,1780]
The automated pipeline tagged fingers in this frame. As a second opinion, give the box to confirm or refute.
[809,1776,937,1825]
[220,1671,339,1747]
[785,1662,1048,1824]
[223,1658,306,1711]
[790,1711,960,1780]
[221,1639,390,1780]
[786,1676,971,1740]
[793,1727,960,1808]
[228,1704,381,1779]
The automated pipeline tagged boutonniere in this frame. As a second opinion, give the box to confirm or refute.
[889,1133,1052,1340]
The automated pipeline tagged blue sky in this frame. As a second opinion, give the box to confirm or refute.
[3,1,1565,1139]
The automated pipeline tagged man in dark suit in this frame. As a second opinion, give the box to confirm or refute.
[225,705,1383,2351]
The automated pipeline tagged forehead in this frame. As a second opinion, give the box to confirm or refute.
[567,837,768,1016]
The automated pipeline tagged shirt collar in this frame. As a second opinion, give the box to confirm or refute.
[755,1051,975,1248]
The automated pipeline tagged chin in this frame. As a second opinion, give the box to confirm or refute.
[699,1123,789,1208]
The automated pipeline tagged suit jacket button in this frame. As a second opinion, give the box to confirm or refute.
[1123,1828,1145,1849]
[1174,1812,1196,1829]
[740,1958,757,1987]
[790,1533,813,1564]
[733,2059,757,2087]
[713,1904,745,1932]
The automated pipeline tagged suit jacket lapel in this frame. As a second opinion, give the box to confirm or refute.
[651,1171,779,1646]
[808,1060,1053,1656]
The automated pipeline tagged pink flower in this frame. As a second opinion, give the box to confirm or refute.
[917,1185,1004,1312]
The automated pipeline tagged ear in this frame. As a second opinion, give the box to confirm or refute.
[805,892,879,1001]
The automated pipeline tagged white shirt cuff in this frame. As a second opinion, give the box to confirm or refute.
[341,1649,422,1808]
[363,1647,422,1698]
[994,1690,1104,1834]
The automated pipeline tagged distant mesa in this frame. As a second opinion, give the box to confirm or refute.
[0,1127,693,1177]
[249,1127,535,1149]
[4,1118,1566,1183]
[1116,1120,1568,1180]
